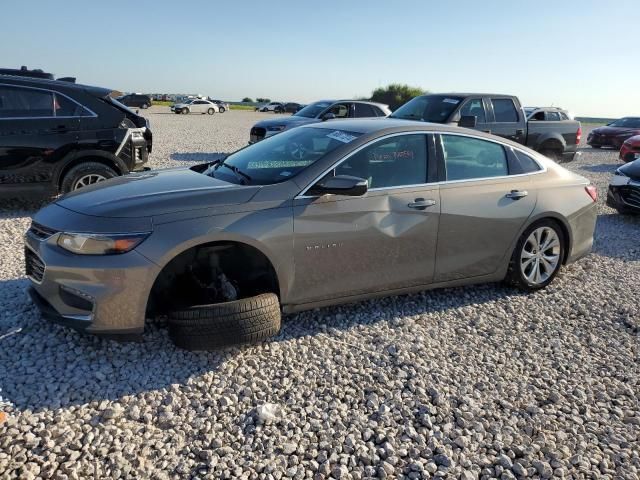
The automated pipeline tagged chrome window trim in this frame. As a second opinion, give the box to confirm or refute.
[295,130,546,199]
[0,82,98,120]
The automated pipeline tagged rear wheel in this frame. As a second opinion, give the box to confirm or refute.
[60,162,118,194]
[141,103,149,109]
[207,108,215,115]
[505,220,565,291]
[168,293,281,350]
[219,106,226,113]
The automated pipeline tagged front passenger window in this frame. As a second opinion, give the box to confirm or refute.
[458,98,486,123]
[327,103,350,118]
[441,135,508,181]
[335,134,427,189]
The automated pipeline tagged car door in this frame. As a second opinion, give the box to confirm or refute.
[290,133,440,305]
[451,97,492,133]
[191,100,203,113]
[324,102,352,119]
[434,133,537,282]
[0,85,80,187]
[487,97,526,144]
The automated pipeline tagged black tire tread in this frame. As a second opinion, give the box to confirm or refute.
[168,293,281,350]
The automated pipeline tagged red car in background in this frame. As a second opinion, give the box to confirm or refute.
[620,135,640,163]
[587,117,640,149]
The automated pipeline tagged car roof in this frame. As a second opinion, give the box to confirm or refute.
[0,74,112,97]
[303,117,529,148]
[427,92,517,98]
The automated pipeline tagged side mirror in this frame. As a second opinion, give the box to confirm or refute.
[322,112,336,121]
[307,175,368,197]
[459,115,477,128]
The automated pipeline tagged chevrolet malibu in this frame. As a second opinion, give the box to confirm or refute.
[25,119,597,349]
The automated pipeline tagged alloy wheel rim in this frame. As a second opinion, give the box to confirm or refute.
[73,174,107,190]
[520,227,561,284]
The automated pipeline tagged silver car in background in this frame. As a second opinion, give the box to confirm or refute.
[171,99,219,115]
[25,119,597,348]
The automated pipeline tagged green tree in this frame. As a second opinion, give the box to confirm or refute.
[256,97,271,103]
[370,84,426,111]
[242,97,253,103]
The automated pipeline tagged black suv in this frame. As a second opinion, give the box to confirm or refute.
[118,94,152,109]
[0,70,152,197]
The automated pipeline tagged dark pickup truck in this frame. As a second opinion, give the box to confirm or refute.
[391,93,581,162]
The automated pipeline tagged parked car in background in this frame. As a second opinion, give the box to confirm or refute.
[284,102,303,113]
[171,99,219,115]
[118,94,152,109]
[25,119,597,349]
[391,94,582,162]
[587,117,640,149]
[525,107,573,121]
[207,98,229,113]
[0,70,151,196]
[255,102,284,113]
[607,158,640,214]
[619,135,640,163]
[249,100,390,143]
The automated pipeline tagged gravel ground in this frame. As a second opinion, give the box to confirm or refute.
[0,108,638,479]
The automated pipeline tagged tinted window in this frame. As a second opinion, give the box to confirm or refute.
[54,93,82,116]
[207,127,362,185]
[295,101,333,118]
[511,149,542,174]
[546,111,561,121]
[353,103,376,118]
[458,98,486,123]
[335,134,427,189]
[560,112,569,120]
[608,117,640,128]
[491,98,518,122]
[0,86,53,118]
[391,95,462,122]
[441,135,508,181]
[373,106,386,117]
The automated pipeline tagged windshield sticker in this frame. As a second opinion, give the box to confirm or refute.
[326,131,358,143]
[443,98,460,104]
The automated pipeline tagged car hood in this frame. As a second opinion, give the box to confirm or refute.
[56,168,260,218]
[619,159,640,181]
[253,115,320,130]
[593,126,640,135]
[624,134,640,145]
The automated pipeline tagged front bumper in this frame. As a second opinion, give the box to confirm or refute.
[619,145,640,163]
[25,228,160,335]
[607,180,640,213]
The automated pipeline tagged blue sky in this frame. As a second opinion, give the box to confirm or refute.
[2,0,637,117]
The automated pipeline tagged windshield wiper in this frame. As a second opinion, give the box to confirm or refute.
[218,162,252,184]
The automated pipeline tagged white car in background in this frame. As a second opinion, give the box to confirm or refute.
[171,99,219,115]
[255,102,285,113]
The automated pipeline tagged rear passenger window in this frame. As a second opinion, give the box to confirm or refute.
[512,150,542,174]
[353,103,376,118]
[546,112,561,121]
[335,134,427,189]
[441,135,508,181]
[373,106,386,117]
[54,93,82,116]
[491,98,518,122]
[0,86,54,118]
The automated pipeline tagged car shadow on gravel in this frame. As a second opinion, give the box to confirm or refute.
[0,198,48,219]
[170,152,228,163]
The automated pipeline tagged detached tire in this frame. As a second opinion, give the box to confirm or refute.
[168,293,281,350]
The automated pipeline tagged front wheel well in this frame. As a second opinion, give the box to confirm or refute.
[146,241,280,319]
[57,155,123,191]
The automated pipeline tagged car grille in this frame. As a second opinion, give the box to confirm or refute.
[25,248,46,283]
[620,186,640,208]
[250,127,266,142]
[28,222,57,240]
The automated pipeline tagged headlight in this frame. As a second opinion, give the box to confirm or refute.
[266,125,286,132]
[57,232,150,255]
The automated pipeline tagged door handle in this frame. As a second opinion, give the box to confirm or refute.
[516,129,525,135]
[505,190,528,200]
[408,198,436,210]
[482,130,492,134]
[47,125,69,133]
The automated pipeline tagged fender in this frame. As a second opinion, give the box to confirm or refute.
[533,132,567,152]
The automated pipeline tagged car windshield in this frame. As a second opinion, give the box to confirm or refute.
[608,117,640,128]
[294,101,333,119]
[203,127,362,185]
[390,95,464,123]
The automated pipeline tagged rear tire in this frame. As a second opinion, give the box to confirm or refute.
[505,220,565,291]
[219,107,226,113]
[591,145,601,149]
[182,108,189,114]
[141,103,149,109]
[60,162,118,194]
[168,293,281,350]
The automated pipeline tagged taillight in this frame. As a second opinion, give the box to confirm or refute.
[585,185,597,202]
[576,126,582,145]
